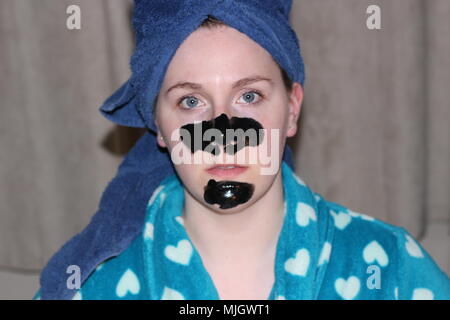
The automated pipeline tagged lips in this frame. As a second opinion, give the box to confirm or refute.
[206,164,248,178]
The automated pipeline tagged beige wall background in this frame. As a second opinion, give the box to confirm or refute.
[0,0,448,299]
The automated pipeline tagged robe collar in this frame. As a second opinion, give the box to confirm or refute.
[142,160,333,299]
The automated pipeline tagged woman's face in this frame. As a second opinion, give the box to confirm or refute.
[155,24,303,214]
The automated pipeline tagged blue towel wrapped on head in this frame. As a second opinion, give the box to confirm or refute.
[34,0,450,300]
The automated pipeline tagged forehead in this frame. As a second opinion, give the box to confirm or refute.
[162,26,279,84]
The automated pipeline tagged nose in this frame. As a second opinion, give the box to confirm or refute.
[212,107,231,121]
[210,95,235,120]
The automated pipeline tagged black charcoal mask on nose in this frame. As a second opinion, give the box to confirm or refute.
[179,113,264,156]
[179,113,264,209]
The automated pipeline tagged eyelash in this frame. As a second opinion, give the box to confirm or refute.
[176,90,266,109]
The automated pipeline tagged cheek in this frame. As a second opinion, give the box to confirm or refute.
[258,121,286,158]
[173,164,203,197]
[255,99,289,136]
[156,104,184,141]
[161,124,184,150]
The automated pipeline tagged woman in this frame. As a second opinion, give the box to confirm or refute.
[33,0,450,300]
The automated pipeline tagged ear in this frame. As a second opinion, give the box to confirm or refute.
[154,119,167,148]
[156,131,167,148]
[286,82,303,137]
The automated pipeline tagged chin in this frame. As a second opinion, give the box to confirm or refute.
[203,196,258,215]
[180,164,271,212]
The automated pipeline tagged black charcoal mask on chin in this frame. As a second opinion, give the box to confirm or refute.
[179,113,264,209]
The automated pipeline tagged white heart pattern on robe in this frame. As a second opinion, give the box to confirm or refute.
[295,202,317,227]
[293,173,306,186]
[175,216,184,226]
[347,209,375,221]
[164,239,193,265]
[330,210,352,230]
[148,185,165,206]
[284,248,310,277]
[335,276,360,300]
[159,192,167,208]
[144,222,154,240]
[116,268,140,298]
[314,194,322,202]
[405,234,424,258]
[412,288,434,300]
[161,286,185,300]
[363,240,389,267]
[72,290,82,300]
[318,242,332,266]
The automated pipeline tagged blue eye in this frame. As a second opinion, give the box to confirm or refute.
[179,96,200,109]
[237,91,264,104]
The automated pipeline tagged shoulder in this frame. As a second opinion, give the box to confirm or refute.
[315,195,450,299]
[315,194,404,252]
[63,231,146,300]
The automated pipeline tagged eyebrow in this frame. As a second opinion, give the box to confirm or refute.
[165,75,273,96]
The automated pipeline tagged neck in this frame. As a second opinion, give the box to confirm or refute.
[182,167,285,267]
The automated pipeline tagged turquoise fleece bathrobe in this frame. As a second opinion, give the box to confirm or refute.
[33,161,450,300]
